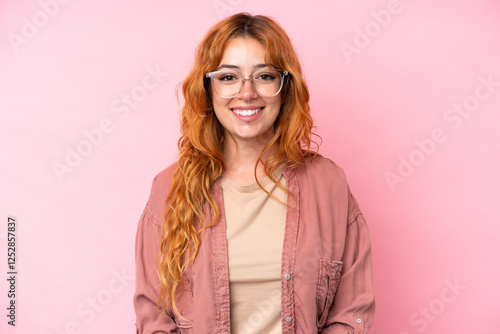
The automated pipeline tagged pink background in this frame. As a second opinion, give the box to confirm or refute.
[1,0,499,333]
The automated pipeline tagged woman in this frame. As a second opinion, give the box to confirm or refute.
[134,12,375,333]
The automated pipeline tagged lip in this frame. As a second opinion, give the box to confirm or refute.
[230,106,264,121]
[231,105,264,110]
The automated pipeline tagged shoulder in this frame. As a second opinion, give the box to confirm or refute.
[293,156,363,224]
[151,161,179,191]
[143,161,179,226]
[295,155,348,186]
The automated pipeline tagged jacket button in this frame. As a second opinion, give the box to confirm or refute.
[356,317,362,324]
[335,266,339,272]
[285,274,291,280]
[286,316,292,322]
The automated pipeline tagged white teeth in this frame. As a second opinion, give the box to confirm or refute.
[232,108,262,116]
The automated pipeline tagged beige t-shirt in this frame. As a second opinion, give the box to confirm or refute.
[221,167,287,334]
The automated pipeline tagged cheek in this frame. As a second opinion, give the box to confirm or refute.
[211,90,229,109]
[212,104,230,127]
[267,97,282,113]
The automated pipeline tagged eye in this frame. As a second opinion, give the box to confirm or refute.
[255,72,277,81]
[217,73,239,82]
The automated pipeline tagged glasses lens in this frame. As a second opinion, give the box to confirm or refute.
[253,69,283,97]
[212,70,241,98]
[212,69,283,98]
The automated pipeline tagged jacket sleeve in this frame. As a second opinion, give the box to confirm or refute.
[322,191,376,334]
[133,207,180,334]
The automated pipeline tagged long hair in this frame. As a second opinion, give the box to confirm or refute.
[156,12,321,317]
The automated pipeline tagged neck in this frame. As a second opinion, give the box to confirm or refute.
[222,134,277,185]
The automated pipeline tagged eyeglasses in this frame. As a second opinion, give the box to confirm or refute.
[205,67,288,99]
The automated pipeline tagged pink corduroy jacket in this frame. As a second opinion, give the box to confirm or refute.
[134,156,375,333]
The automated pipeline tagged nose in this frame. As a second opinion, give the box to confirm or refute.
[238,78,258,101]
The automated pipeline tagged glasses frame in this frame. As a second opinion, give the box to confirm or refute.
[205,68,289,99]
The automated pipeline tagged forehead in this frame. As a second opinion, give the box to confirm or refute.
[218,37,267,69]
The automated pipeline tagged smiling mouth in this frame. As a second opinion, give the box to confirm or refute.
[231,107,264,116]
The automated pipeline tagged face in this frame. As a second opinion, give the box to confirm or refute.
[210,37,283,146]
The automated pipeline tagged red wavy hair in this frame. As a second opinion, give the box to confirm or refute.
[156,12,321,317]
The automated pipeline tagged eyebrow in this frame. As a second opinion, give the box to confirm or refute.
[215,63,271,71]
